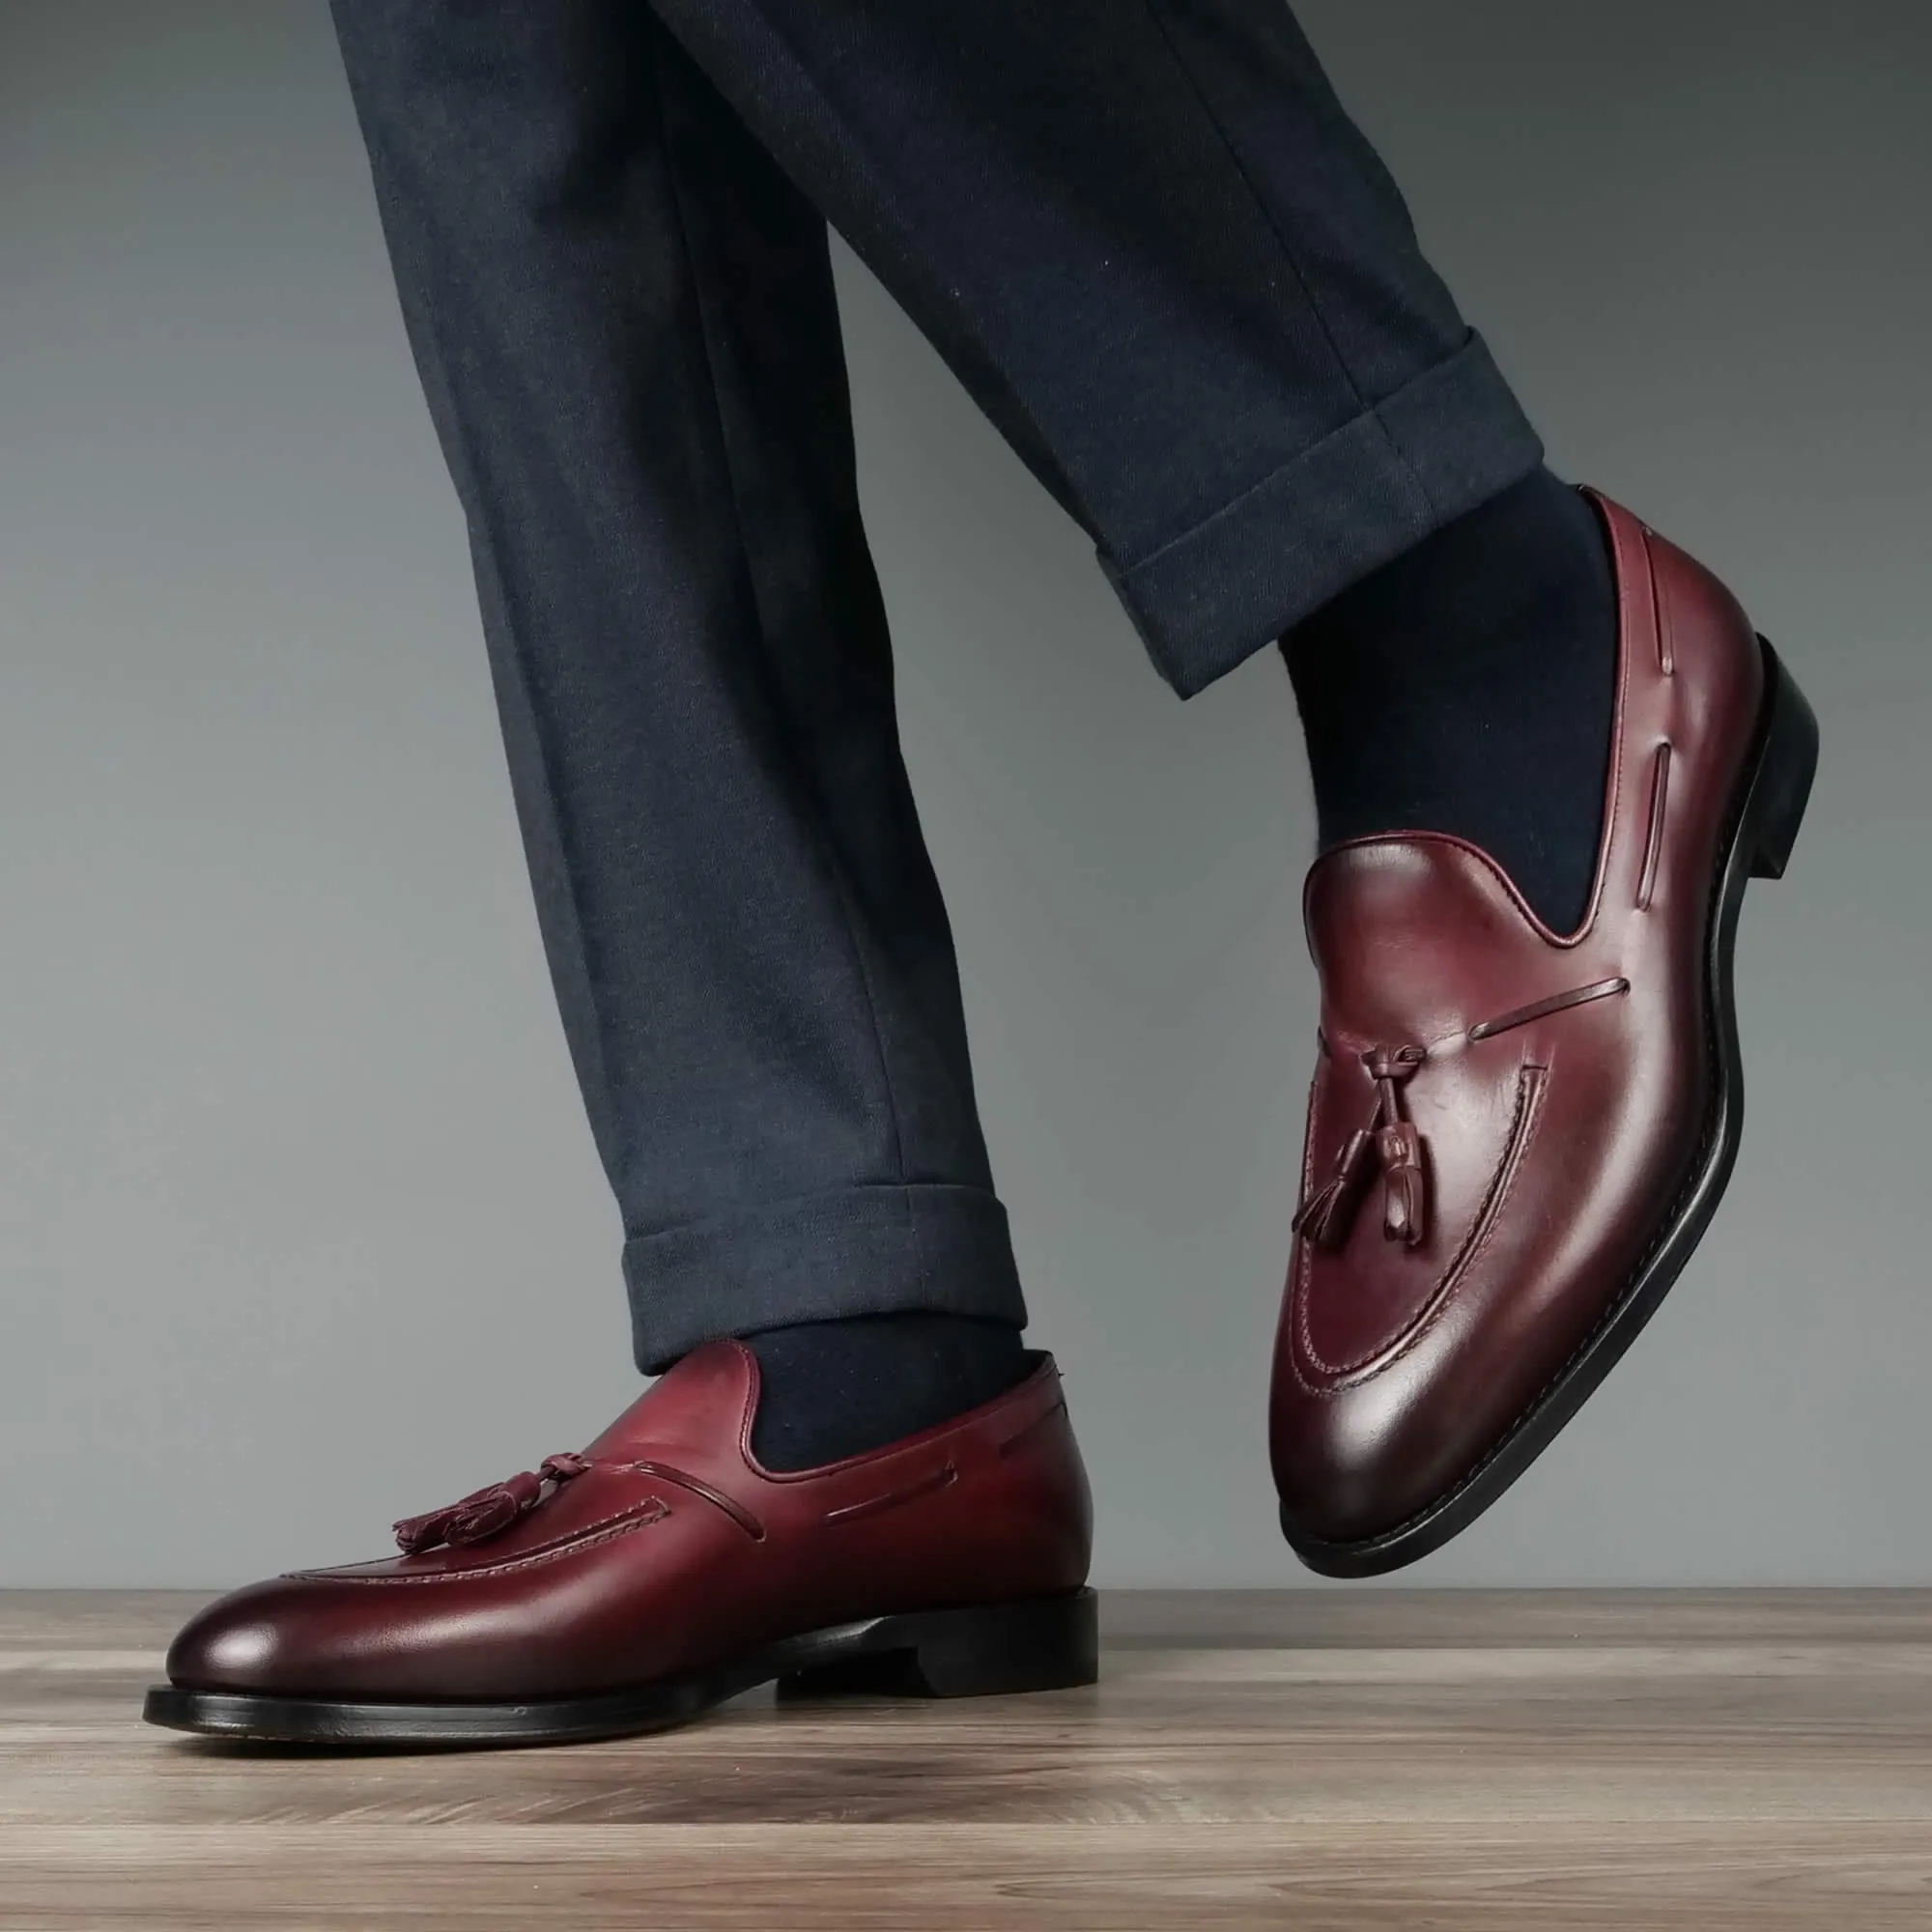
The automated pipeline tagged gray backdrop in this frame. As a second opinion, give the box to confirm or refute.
[3,0,1927,1589]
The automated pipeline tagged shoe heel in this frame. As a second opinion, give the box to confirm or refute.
[781,1589,1098,1701]
[1747,639,1819,880]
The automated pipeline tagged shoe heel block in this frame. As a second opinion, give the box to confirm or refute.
[778,1588,1099,1701]
[1747,639,1819,881]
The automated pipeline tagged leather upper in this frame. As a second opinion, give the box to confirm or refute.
[167,1341,1092,1701]
[1270,492,1765,1545]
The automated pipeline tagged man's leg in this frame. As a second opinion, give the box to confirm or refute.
[632,1,1807,1577]
[642,0,1615,931]
[327,0,1030,1460]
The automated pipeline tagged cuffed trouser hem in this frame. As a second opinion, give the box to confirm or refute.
[623,1182,1029,1374]
[1100,331,1546,699]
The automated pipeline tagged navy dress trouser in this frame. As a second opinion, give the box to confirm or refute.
[326,0,1545,1371]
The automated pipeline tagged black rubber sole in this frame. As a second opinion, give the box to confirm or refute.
[1287,638,1819,1579]
[142,1587,1097,1749]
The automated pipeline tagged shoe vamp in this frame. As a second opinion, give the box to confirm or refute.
[1295,1009,1703,1381]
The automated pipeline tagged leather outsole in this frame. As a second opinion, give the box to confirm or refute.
[143,1588,1098,1748]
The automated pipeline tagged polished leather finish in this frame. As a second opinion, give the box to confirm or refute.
[165,1343,1091,1703]
[1272,492,1775,1555]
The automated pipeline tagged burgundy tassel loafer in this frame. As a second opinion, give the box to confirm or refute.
[1271,491,1818,1577]
[146,1342,1094,1746]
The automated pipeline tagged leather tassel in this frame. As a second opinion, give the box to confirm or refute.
[1294,1042,1432,1256]
[441,1473,540,1546]
[393,1455,593,1554]
[391,1507,459,1555]
[394,1485,497,1555]
[1293,1126,1377,1250]
[1378,1122,1429,1247]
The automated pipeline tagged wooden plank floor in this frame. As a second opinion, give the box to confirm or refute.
[4,1590,1930,1929]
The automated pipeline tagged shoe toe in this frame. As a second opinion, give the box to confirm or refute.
[1271,1368,1446,1550]
[165,1578,329,1694]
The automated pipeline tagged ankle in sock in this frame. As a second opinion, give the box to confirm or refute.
[1282,468,1618,933]
[740,1313,1032,1471]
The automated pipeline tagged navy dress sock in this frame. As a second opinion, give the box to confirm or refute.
[1283,469,1619,934]
[742,1314,1031,1471]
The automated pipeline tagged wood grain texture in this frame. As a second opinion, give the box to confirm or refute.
[4,1590,1930,1928]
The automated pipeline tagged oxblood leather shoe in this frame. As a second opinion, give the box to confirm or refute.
[1271,491,1818,1577]
[146,1342,1094,1746]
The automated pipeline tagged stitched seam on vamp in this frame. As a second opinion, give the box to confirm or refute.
[1285,1066,1323,1357]
[289,1505,669,1585]
[1293,1060,1548,1388]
